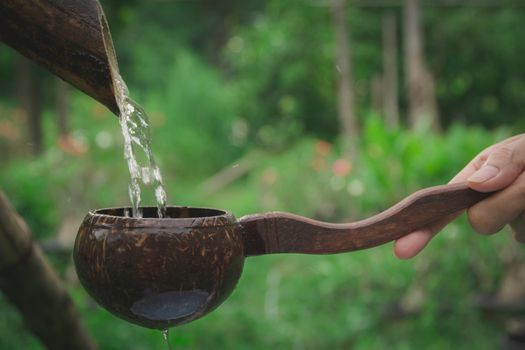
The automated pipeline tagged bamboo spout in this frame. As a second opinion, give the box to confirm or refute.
[0,0,120,115]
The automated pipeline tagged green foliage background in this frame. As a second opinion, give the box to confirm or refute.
[0,0,524,349]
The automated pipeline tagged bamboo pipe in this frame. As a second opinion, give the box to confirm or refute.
[0,0,120,115]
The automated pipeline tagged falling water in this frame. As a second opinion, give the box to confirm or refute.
[162,329,173,350]
[113,75,167,218]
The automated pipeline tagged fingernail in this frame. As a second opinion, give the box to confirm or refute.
[468,165,499,183]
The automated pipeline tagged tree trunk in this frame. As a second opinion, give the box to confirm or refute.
[371,74,384,115]
[16,55,44,155]
[0,191,98,350]
[330,0,359,158]
[403,0,439,131]
[382,11,399,129]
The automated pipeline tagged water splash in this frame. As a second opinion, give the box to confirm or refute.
[114,75,167,218]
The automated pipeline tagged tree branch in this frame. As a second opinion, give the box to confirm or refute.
[0,191,98,350]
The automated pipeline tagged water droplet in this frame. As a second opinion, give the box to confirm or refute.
[162,329,173,350]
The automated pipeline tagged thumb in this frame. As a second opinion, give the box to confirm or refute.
[468,144,524,192]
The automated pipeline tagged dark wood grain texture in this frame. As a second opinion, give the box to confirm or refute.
[74,207,244,329]
[0,0,119,114]
[240,183,491,255]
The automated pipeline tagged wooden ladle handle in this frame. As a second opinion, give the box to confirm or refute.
[240,183,492,256]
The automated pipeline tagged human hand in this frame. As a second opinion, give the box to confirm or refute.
[394,134,525,259]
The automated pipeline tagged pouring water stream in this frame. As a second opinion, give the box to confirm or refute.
[113,75,167,218]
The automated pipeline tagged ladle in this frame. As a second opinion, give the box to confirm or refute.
[74,183,492,329]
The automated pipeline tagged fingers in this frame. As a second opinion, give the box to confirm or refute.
[393,212,459,259]
[467,137,525,192]
[393,176,466,259]
[394,134,525,260]
[467,171,525,235]
[452,134,524,183]
[393,229,432,260]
